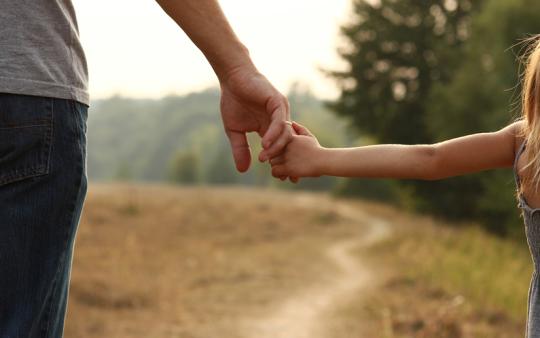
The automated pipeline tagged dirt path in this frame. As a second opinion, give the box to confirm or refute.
[243,194,392,338]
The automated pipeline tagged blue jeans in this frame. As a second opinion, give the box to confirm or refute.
[0,94,88,338]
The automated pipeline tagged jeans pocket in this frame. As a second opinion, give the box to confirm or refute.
[0,95,53,186]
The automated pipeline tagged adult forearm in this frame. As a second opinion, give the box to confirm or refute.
[318,144,437,179]
[156,0,256,80]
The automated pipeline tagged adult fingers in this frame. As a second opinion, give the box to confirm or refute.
[260,124,293,162]
[261,96,290,149]
[226,130,251,172]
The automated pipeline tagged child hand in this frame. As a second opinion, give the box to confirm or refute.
[269,122,325,178]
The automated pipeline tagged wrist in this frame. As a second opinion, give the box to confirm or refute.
[314,147,333,176]
[212,44,257,83]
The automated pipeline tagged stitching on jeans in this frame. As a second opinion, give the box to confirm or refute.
[0,97,54,186]
[39,98,56,335]
[41,97,58,337]
[42,100,85,337]
[0,169,48,185]
[45,98,54,178]
[0,123,51,130]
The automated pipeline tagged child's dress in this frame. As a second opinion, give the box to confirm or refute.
[515,140,540,337]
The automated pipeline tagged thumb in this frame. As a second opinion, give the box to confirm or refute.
[292,122,313,136]
[226,130,251,172]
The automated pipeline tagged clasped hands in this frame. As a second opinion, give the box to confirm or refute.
[219,65,323,182]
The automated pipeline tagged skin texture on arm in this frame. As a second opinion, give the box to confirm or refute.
[271,121,522,180]
[155,0,293,173]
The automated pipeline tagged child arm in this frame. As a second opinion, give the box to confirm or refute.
[271,121,522,180]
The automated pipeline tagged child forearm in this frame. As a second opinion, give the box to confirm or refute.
[274,122,519,180]
[318,144,437,180]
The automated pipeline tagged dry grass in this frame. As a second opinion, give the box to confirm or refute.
[65,184,532,338]
[65,183,370,338]
[336,205,531,338]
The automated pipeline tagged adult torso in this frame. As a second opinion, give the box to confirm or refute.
[0,0,89,104]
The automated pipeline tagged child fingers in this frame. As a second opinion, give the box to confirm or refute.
[269,155,286,166]
[292,122,313,136]
[269,156,290,181]
[271,165,287,178]
[262,124,293,160]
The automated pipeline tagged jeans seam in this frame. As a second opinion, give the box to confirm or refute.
[44,98,54,177]
[42,100,85,338]
[40,97,56,337]
[45,162,84,337]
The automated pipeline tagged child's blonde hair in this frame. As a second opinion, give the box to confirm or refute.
[519,36,540,192]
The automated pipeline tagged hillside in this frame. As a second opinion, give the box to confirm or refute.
[87,89,352,189]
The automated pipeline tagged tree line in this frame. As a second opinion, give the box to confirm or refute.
[330,0,540,236]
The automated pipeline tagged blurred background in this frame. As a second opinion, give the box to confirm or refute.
[65,0,540,337]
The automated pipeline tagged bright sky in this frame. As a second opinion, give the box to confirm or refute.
[72,0,352,101]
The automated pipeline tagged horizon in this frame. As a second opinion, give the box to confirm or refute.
[88,83,329,103]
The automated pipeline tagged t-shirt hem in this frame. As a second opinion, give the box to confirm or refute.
[0,76,89,105]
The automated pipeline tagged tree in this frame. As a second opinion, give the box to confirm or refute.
[329,0,483,217]
[331,0,540,236]
[330,0,478,144]
[425,0,540,235]
[169,151,199,184]
[206,142,238,185]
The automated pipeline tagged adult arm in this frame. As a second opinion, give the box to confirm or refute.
[156,0,292,172]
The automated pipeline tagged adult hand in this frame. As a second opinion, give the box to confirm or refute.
[220,65,294,174]
[156,0,297,180]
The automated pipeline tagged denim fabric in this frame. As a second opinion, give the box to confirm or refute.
[0,94,88,338]
[515,140,540,338]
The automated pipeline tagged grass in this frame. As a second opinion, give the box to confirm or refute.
[65,183,533,338]
[65,183,367,338]
[343,204,532,338]
[398,225,532,320]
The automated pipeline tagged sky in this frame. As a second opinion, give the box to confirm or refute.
[72,0,352,101]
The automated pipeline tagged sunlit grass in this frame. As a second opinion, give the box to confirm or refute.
[358,209,532,337]
[391,223,531,320]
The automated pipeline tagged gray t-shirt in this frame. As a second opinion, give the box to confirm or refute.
[0,0,89,105]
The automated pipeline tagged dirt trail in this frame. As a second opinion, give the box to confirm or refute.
[243,194,392,338]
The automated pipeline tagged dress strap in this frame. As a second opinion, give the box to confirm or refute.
[514,140,527,189]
